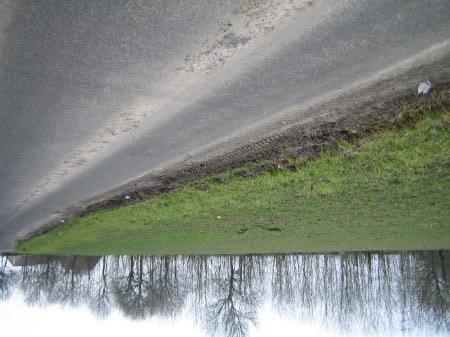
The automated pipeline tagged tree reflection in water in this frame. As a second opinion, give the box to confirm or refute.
[1,251,449,337]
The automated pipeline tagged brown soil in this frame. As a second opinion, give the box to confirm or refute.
[21,57,450,242]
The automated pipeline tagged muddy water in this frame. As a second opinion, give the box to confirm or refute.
[1,251,449,337]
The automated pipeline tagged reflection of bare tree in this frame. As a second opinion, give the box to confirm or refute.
[0,256,17,301]
[0,251,449,337]
[145,256,185,318]
[409,251,450,331]
[203,256,262,337]
[113,255,149,319]
[112,256,186,320]
[89,257,112,318]
[20,261,59,306]
[269,252,450,334]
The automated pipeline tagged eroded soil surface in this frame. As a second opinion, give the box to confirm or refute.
[24,76,450,242]
[1,0,450,250]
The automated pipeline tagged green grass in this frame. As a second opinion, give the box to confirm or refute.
[17,103,450,255]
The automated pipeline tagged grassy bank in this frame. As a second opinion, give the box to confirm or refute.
[17,100,450,255]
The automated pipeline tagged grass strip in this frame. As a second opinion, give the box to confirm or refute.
[17,98,450,255]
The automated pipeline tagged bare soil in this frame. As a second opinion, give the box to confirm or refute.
[20,56,450,242]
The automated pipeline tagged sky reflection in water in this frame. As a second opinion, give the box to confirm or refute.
[1,251,449,337]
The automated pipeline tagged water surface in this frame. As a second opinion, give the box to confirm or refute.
[1,251,449,337]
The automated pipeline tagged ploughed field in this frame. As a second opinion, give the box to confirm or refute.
[17,97,450,255]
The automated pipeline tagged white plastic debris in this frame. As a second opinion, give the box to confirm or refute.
[124,195,131,200]
[217,216,222,219]
[418,80,432,95]
[59,219,65,223]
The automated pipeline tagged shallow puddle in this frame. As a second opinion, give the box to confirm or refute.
[1,251,449,337]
